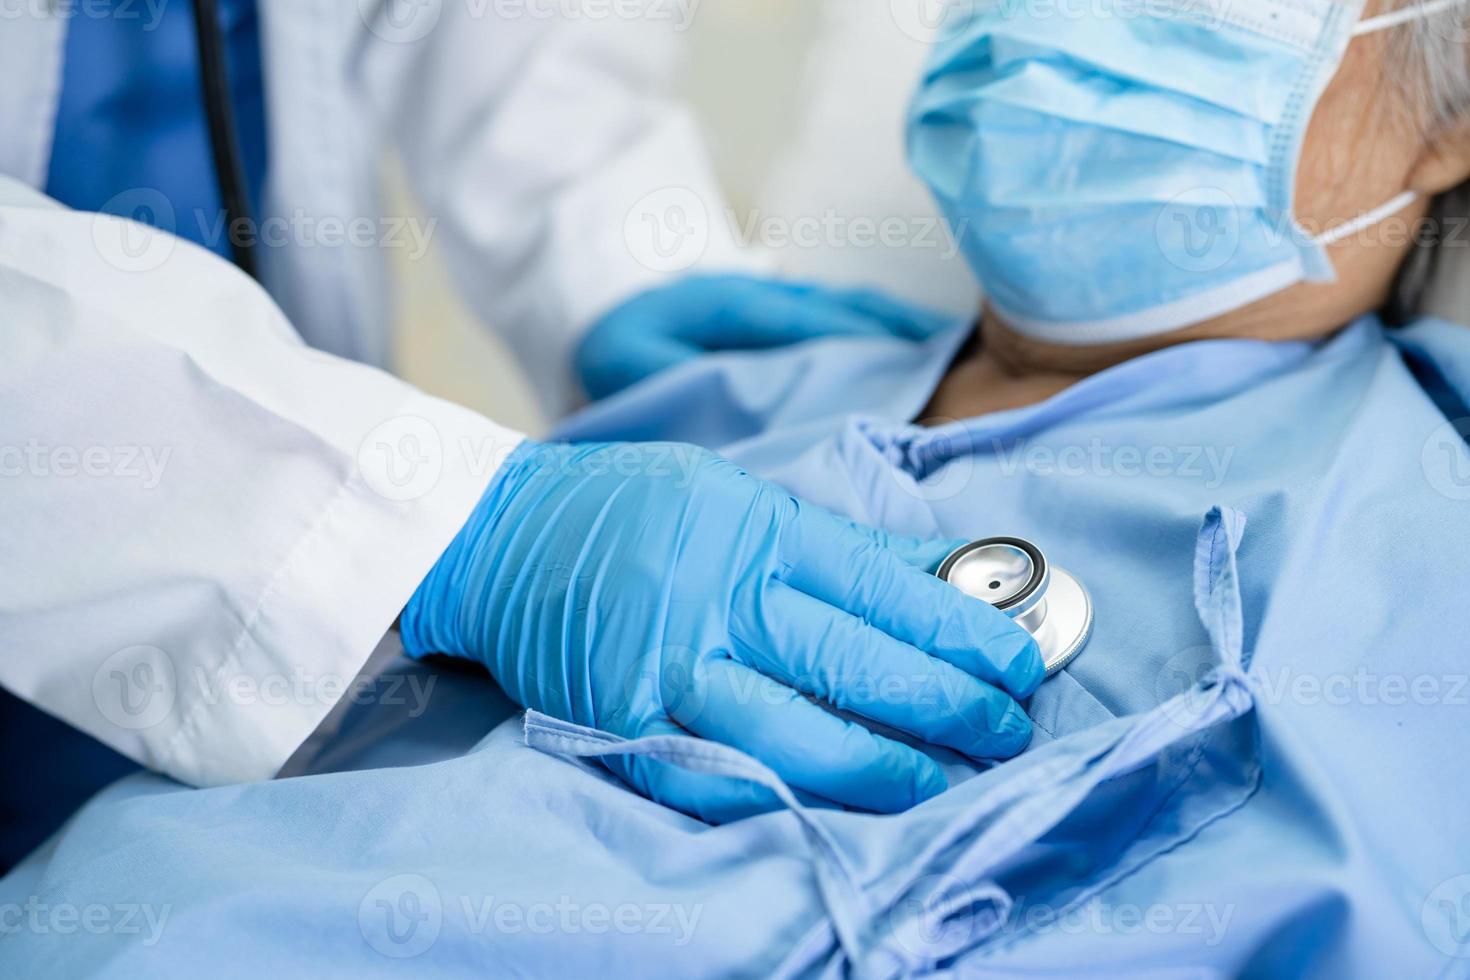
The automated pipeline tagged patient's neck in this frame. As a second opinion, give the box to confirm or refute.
[921,312,1117,423]
[922,291,1368,423]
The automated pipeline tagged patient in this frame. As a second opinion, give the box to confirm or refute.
[7,2,1469,977]
[927,4,1470,421]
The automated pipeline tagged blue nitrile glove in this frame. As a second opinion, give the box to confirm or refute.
[402,441,1043,822]
[576,275,959,401]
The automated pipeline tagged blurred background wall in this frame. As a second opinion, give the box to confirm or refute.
[385,0,978,435]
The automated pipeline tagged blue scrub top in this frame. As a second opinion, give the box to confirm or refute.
[3,0,269,873]
[44,0,268,258]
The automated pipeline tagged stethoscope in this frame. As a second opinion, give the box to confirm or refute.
[937,538,1093,676]
[191,0,259,279]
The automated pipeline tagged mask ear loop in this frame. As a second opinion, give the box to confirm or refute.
[1315,189,1420,245]
[1355,0,1464,34]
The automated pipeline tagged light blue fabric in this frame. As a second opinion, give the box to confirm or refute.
[905,0,1389,344]
[577,275,957,400]
[6,315,1470,976]
[399,438,1044,821]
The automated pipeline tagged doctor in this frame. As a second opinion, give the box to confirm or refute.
[0,0,1039,860]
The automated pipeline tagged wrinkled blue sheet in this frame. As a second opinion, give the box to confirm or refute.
[5,316,1469,977]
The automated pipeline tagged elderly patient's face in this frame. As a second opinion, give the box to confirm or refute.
[984,5,1470,371]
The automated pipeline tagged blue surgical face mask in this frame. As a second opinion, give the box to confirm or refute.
[906,0,1455,345]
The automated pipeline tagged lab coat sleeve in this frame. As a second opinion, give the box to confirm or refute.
[353,0,767,415]
[0,176,524,787]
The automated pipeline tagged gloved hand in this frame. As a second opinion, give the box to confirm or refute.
[402,441,1043,822]
[576,274,959,401]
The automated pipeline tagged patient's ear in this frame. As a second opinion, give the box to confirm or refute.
[1410,118,1470,196]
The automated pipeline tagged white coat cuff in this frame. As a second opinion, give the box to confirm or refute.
[157,395,522,787]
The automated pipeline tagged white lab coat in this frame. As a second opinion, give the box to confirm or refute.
[0,0,753,788]
[0,0,753,413]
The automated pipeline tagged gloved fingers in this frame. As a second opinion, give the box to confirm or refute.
[702,282,895,351]
[780,505,1046,698]
[678,657,948,813]
[835,519,964,574]
[826,286,961,341]
[733,582,1033,760]
[575,323,704,401]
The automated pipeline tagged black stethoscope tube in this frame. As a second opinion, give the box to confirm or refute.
[191,0,259,279]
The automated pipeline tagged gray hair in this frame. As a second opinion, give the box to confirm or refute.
[1399,6,1470,128]
[1389,3,1470,322]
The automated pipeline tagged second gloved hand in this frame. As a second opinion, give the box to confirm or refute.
[402,440,1043,822]
[576,275,959,401]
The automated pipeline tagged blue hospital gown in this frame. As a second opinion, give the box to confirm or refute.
[4,315,1469,978]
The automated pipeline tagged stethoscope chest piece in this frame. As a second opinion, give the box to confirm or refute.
[937,537,1093,676]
